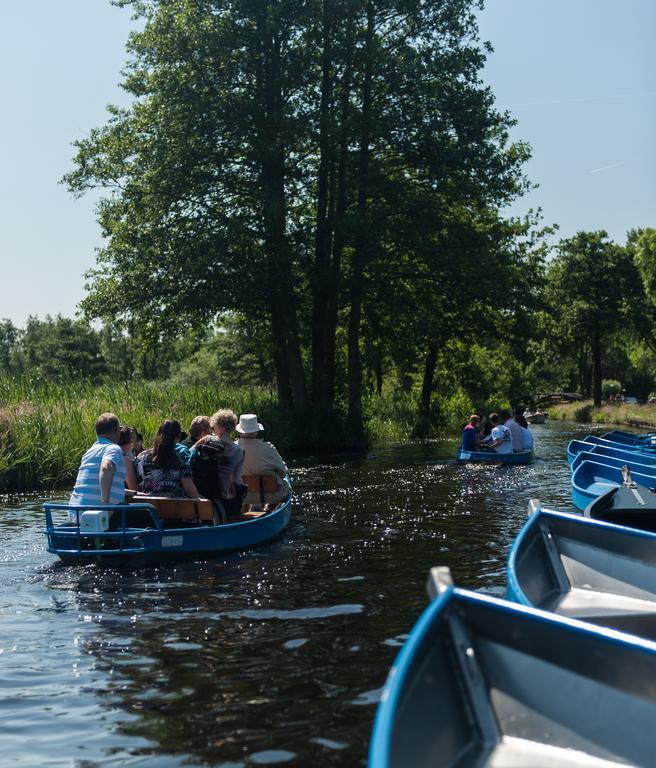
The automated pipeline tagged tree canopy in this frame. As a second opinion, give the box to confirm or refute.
[64,0,536,434]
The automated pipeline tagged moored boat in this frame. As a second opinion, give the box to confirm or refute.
[585,477,656,533]
[507,500,656,638]
[570,449,656,477]
[370,566,656,768]
[602,430,656,448]
[456,449,533,465]
[567,438,656,467]
[571,459,656,510]
[44,491,293,566]
[581,433,656,456]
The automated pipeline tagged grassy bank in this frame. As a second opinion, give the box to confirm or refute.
[0,376,473,492]
[548,400,656,430]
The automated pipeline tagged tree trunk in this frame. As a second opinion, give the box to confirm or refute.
[311,0,335,410]
[592,334,602,407]
[419,341,438,420]
[347,0,374,433]
[324,7,355,409]
[256,10,307,408]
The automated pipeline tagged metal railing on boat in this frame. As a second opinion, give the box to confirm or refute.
[43,503,161,556]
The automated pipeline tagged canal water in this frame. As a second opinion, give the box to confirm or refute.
[1,421,586,766]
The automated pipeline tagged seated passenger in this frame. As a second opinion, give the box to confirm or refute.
[190,409,245,518]
[515,414,534,452]
[500,408,523,452]
[461,414,480,452]
[182,415,211,448]
[118,425,139,492]
[136,420,200,498]
[69,413,126,522]
[482,413,513,454]
[235,413,290,506]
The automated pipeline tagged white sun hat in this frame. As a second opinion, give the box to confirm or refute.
[236,413,264,434]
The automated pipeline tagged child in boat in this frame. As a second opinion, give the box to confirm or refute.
[461,414,481,452]
[118,425,139,492]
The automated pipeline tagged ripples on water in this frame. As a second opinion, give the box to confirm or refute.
[0,422,588,766]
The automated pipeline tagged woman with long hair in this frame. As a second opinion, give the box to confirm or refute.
[136,420,200,498]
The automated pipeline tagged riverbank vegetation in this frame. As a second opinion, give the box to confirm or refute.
[548,400,656,430]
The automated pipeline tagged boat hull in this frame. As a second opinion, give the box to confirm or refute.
[585,483,656,533]
[507,504,656,638]
[456,449,533,465]
[571,459,656,510]
[370,584,656,768]
[567,439,656,467]
[44,498,292,567]
[570,450,656,477]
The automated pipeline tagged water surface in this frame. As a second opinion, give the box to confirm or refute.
[1,421,586,766]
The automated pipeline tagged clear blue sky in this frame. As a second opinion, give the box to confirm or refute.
[1,0,654,326]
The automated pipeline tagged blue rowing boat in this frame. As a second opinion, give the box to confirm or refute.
[43,494,292,566]
[567,439,656,467]
[603,429,656,447]
[585,477,656,533]
[582,434,656,455]
[570,449,656,477]
[370,567,656,768]
[571,458,656,510]
[507,500,656,637]
[456,449,533,465]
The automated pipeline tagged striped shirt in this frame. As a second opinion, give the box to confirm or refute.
[69,438,126,521]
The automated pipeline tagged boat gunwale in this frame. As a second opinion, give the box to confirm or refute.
[369,586,656,768]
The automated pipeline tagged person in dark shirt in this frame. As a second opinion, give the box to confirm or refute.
[461,414,481,451]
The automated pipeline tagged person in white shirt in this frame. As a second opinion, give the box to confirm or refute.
[482,413,513,454]
[500,409,523,452]
[235,413,290,506]
[515,414,534,452]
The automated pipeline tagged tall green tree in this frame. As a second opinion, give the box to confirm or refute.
[65,0,531,433]
[545,231,634,406]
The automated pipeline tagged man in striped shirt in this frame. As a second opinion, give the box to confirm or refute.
[69,413,126,522]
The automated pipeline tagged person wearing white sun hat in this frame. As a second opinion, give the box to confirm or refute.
[235,413,290,506]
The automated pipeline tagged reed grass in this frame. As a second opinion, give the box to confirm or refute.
[0,374,474,492]
[0,375,283,491]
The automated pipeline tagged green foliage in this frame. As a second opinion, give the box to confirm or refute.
[63,0,533,424]
[602,379,621,398]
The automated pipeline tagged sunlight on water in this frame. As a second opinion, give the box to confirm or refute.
[0,422,588,766]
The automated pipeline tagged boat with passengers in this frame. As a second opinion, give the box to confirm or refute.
[44,476,292,566]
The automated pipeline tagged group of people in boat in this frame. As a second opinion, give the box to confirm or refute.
[461,409,533,454]
[69,410,290,523]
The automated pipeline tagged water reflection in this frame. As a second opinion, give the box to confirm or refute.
[1,422,585,765]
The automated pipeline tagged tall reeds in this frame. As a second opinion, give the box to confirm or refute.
[0,375,279,491]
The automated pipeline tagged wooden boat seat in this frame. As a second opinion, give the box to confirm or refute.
[243,474,280,494]
[131,495,217,525]
[242,474,287,506]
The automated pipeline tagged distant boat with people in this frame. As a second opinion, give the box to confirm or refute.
[523,408,548,425]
